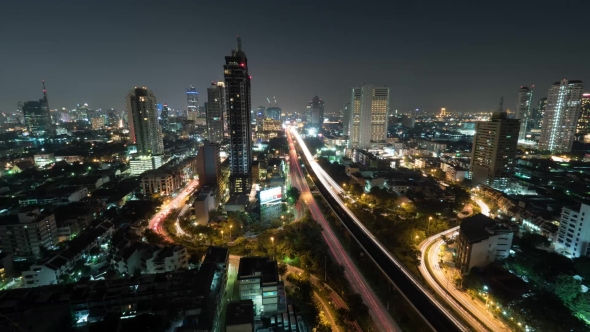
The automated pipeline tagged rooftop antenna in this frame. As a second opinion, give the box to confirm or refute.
[273,96,277,106]
[42,80,48,101]
[266,98,271,104]
[499,96,504,111]
[236,35,242,52]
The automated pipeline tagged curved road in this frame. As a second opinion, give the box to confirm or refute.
[149,178,200,242]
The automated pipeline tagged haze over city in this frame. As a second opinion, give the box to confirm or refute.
[2,0,590,113]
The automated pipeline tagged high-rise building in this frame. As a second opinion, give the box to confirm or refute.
[266,107,281,121]
[342,101,351,136]
[23,81,52,137]
[556,202,590,258]
[470,108,520,190]
[349,85,389,148]
[197,140,221,186]
[576,93,590,136]
[224,36,252,195]
[515,86,533,140]
[535,97,547,129]
[126,87,164,156]
[307,96,324,127]
[160,103,169,131]
[539,80,584,153]
[206,82,226,143]
[187,86,199,114]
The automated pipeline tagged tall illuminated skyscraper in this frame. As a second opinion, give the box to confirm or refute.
[23,81,52,137]
[515,86,533,140]
[576,93,590,136]
[187,85,199,115]
[536,97,547,129]
[470,104,520,190]
[349,85,389,148]
[308,96,324,127]
[539,80,584,153]
[224,36,252,195]
[126,87,163,156]
[207,82,226,143]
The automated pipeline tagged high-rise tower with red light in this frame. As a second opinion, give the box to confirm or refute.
[224,36,252,195]
[22,81,53,137]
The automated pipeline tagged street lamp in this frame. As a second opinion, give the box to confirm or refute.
[428,216,432,236]
[229,225,233,242]
[270,237,275,260]
[221,230,224,241]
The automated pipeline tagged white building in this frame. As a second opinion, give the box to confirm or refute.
[515,86,533,140]
[349,85,389,149]
[556,203,590,258]
[539,79,584,153]
[34,153,55,168]
[456,214,514,274]
[130,155,163,176]
[0,209,57,258]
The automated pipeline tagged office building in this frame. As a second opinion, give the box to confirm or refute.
[536,97,547,129]
[126,87,164,156]
[0,209,57,259]
[342,101,351,136]
[538,79,584,153]
[224,36,252,194]
[556,202,590,258]
[91,117,105,130]
[577,93,590,136]
[187,85,199,114]
[470,109,519,190]
[237,257,286,318]
[160,103,169,131]
[197,140,221,186]
[307,96,324,127]
[515,86,533,140]
[207,82,226,143]
[266,107,282,121]
[129,155,164,176]
[23,81,52,136]
[225,300,254,332]
[349,85,390,148]
[456,214,513,274]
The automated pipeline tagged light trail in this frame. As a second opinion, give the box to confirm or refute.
[419,229,508,331]
[287,130,400,332]
[290,127,468,331]
[148,178,199,242]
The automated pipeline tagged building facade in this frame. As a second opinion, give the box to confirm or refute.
[456,214,513,274]
[576,93,590,137]
[23,81,52,137]
[307,96,324,127]
[515,86,533,140]
[224,36,252,195]
[470,111,520,190]
[187,85,199,115]
[126,87,164,156]
[207,82,226,143]
[0,209,57,258]
[556,203,590,258]
[538,80,584,153]
[349,85,389,148]
[197,141,221,186]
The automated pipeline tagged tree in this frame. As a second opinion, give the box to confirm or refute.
[520,232,550,250]
[555,274,581,309]
[286,186,301,205]
[277,263,288,276]
[573,256,590,281]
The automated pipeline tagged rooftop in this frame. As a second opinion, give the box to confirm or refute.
[460,213,512,243]
[225,300,254,326]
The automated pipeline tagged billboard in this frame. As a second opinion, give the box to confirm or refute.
[260,187,282,204]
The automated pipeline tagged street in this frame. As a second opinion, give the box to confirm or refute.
[148,178,200,242]
[287,129,401,332]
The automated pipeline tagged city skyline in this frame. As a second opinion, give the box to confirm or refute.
[2,1,590,115]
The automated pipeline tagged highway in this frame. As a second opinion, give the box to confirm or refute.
[290,127,467,332]
[148,178,200,242]
[287,130,401,332]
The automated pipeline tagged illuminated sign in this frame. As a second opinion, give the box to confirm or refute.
[260,187,282,204]
[186,91,198,94]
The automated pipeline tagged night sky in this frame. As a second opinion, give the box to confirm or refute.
[2,0,590,115]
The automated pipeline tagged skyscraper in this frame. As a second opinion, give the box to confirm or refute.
[160,103,169,131]
[341,101,351,136]
[126,87,164,156]
[515,86,533,140]
[308,96,324,127]
[224,36,252,195]
[470,105,520,190]
[187,86,199,115]
[266,107,281,121]
[207,82,226,143]
[538,80,584,153]
[197,140,221,186]
[349,85,389,148]
[536,97,547,129]
[23,81,52,137]
[576,93,590,136]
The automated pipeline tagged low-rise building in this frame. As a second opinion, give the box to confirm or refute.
[34,153,55,168]
[141,170,176,196]
[225,300,254,332]
[0,209,57,259]
[238,257,286,318]
[112,243,188,275]
[456,214,514,274]
[446,166,467,183]
[19,185,89,206]
[191,186,217,226]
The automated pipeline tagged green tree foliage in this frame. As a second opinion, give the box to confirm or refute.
[286,186,301,205]
[573,256,590,281]
[303,137,324,154]
[144,229,164,245]
[520,232,550,250]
